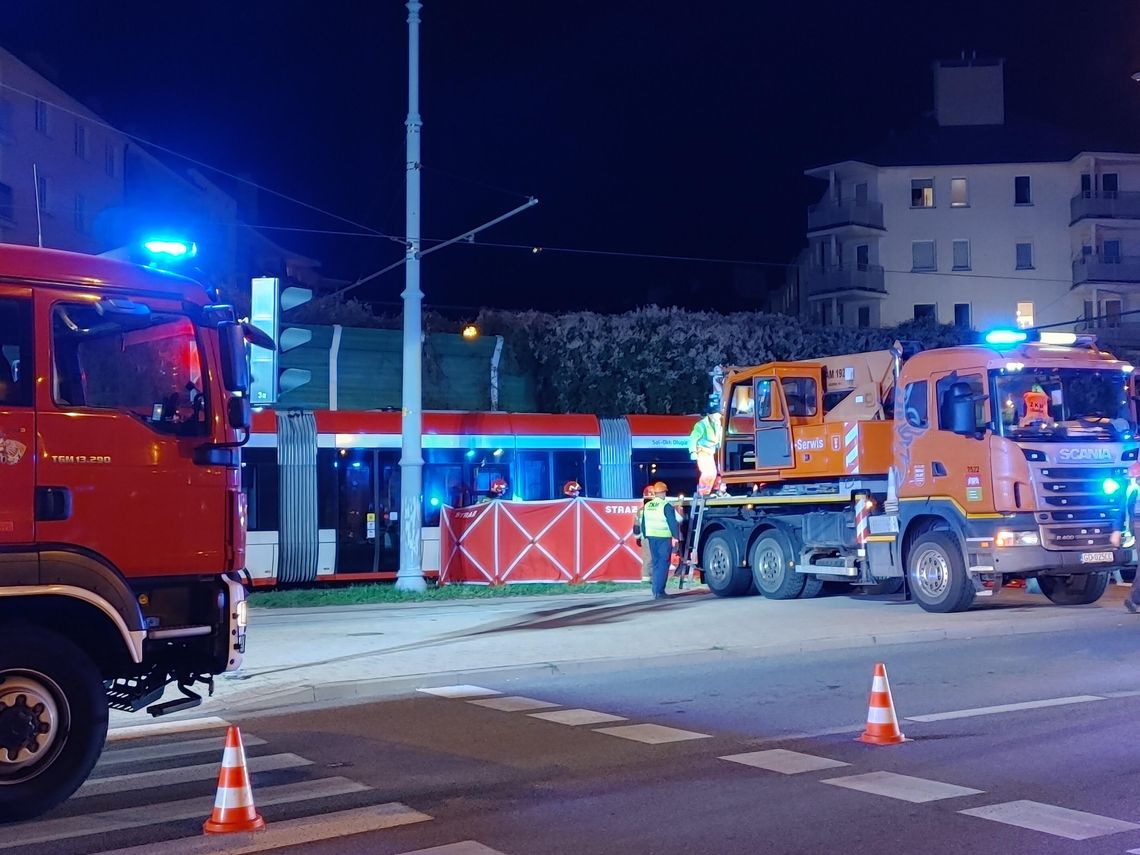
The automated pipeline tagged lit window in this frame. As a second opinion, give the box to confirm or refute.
[911,178,934,208]
[950,178,968,207]
[1016,302,1034,329]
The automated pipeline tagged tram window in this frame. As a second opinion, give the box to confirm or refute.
[316,449,338,530]
[240,448,279,532]
[632,450,697,498]
[339,450,374,547]
[424,462,464,524]
[517,451,552,499]
[552,451,586,497]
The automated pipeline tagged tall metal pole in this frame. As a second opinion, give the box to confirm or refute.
[396,0,426,591]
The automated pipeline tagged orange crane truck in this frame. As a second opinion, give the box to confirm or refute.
[688,329,1137,613]
[0,243,253,820]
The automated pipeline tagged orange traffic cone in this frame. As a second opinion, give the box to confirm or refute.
[856,663,907,746]
[203,726,266,834]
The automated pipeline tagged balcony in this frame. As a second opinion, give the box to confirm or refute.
[1070,191,1140,223]
[807,199,884,232]
[1072,253,1140,286]
[1074,321,1140,352]
[804,264,886,299]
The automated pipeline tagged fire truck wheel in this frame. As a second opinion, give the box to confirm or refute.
[1037,572,1109,606]
[0,625,108,823]
[906,531,975,613]
[702,532,752,597]
[799,577,824,599]
[750,529,806,599]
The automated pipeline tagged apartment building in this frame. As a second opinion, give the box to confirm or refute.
[788,58,1140,348]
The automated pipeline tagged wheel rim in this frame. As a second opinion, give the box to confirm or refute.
[912,548,950,600]
[755,540,784,589]
[705,542,731,585]
[0,671,68,784]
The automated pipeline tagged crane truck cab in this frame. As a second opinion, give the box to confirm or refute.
[0,243,252,821]
[692,330,1136,613]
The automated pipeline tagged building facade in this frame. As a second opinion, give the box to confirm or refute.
[790,58,1140,348]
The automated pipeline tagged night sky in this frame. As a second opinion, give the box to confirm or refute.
[4,1,1140,313]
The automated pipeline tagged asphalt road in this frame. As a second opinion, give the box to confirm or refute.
[11,620,1140,855]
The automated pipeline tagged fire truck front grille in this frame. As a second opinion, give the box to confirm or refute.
[1036,466,1127,550]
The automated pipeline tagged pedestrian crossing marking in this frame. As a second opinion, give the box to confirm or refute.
[0,778,370,848]
[593,723,712,744]
[468,696,561,712]
[529,708,627,726]
[822,771,983,803]
[97,734,268,767]
[79,753,312,798]
[88,803,433,855]
[396,844,507,855]
[106,716,231,743]
[720,749,850,774]
[418,685,501,699]
[962,800,1140,841]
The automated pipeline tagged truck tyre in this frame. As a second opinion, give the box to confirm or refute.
[906,531,975,613]
[750,530,806,600]
[799,577,824,599]
[1037,572,1109,606]
[0,625,108,823]
[702,532,751,598]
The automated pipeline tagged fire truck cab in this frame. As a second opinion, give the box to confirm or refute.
[0,244,250,821]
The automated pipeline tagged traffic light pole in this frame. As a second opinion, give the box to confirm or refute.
[396,0,427,592]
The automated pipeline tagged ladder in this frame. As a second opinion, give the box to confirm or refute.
[677,492,709,590]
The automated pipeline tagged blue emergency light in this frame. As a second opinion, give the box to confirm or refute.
[142,237,198,262]
[1103,477,1122,496]
[984,329,1029,346]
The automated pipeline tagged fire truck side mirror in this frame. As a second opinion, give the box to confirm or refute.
[218,321,250,393]
[228,396,251,431]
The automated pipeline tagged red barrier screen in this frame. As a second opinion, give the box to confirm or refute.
[439,498,643,584]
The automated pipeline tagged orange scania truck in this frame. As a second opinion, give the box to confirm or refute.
[0,243,252,821]
[688,329,1138,613]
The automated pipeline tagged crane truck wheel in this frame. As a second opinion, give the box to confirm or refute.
[0,625,108,823]
[905,531,975,613]
[750,530,806,599]
[1037,572,1109,606]
[702,532,752,597]
[799,577,824,599]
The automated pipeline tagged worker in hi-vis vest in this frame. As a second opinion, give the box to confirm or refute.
[688,407,723,496]
[642,481,680,600]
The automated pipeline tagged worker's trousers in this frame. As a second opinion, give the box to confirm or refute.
[695,448,717,496]
[648,537,673,598]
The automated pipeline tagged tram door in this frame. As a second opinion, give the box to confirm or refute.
[335,448,400,573]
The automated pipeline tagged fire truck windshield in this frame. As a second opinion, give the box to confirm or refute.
[991,367,1130,441]
[52,303,207,435]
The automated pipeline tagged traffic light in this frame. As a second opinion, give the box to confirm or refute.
[249,277,313,404]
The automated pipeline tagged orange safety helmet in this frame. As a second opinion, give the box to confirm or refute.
[652,481,668,494]
[563,480,581,497]
[490,478,508,495]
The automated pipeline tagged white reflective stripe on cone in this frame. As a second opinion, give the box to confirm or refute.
[867,707,896,725]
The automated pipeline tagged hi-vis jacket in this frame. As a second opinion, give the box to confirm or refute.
[641,497,679,539]
[688,415,722,458]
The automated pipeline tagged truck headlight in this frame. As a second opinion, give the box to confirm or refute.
[995,530,1040,547]
[236,600,248,628]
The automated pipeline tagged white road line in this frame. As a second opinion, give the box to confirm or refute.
[88,803,432,855]
[906,695,1104,723]
[961,800,1140,840]
[97,735,267,767]
[720,749,850,775]
[396,844,506,855]
[822,771,984,803]
[0,778,370,848]
[467,696,561,712]
[528,709,627,726]
[79,753,312,797]
[593,724,712,744]
[418,685,501,699]
[106,716,231,743]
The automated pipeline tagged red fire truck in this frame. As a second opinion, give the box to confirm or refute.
[0,244,250,821]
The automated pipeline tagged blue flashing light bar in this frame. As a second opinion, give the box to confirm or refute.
[1103,477,1122,496]
[984,329,1029,346]
[142,238,198,260]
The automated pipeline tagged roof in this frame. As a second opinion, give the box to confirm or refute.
[0,243,208,303]
[811,114,1137,171]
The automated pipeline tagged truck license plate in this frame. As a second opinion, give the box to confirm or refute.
[1080,551,1113,564]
